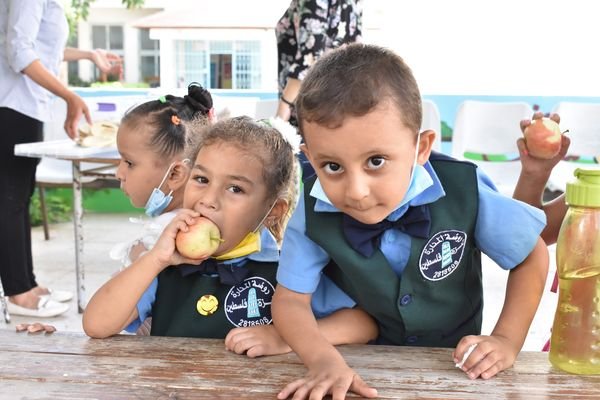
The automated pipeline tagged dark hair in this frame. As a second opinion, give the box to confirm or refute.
[120,82,213,160]
[187,116,298,242]
[296,43,422,137]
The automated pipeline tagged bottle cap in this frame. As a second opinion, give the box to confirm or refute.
[565,169,600,207]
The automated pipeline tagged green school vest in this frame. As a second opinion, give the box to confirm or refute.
[305,155,482,347]
[151,260,278,338]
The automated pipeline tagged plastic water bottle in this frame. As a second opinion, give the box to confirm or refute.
[549,169,600,374]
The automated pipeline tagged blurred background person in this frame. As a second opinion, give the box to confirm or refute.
[275,0,363,126]
[0,0,121,317]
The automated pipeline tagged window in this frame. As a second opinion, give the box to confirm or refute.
[174,40,261,89]
[91,25,124,81]
[139,29,160,87]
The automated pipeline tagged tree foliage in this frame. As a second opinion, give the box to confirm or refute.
[69,0,145,22]
[67,0,145,39]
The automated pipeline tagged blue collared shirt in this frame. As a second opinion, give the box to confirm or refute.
[125,228,350,331]
[277,161,547,294]
[0,0,69,121]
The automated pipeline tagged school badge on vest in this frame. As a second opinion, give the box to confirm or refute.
[197,294,219,316]
[419,230,467,281]
[224,276,275,327]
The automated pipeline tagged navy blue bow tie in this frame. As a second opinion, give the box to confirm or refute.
[342,205,431,258]
[178,259,249,285]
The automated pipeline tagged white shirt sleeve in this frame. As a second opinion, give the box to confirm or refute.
[7,0,45,73]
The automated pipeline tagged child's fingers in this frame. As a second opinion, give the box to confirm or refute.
[277,378,309,400]
[559,135,571,156]
[479,361,502,380]
[225,328,253,353]
[348,375,378,399]
[516,137,528,157]
[548,112,561,124]
[531,111,544,120]
[464,348,501,380]
[452,335,478,364]
[519,118,531,133]
[246,344,270,358]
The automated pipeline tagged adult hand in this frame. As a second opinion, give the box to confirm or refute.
[90,49,122,76]
[64,93,92,139]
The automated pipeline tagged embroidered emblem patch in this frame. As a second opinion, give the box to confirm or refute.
[225,276,274,327]
[419,230,467,281]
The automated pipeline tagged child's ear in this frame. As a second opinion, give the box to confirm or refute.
[266,198,289,226]
[299,143,311,163]
[417,129,436,165]
[167,160,191,190]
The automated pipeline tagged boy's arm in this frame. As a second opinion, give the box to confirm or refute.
[225,307,378,358]
[454,237,548,379]
[272,285,377,400]
[316,307,378,345]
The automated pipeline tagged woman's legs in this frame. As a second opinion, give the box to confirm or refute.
[0,107,43,307]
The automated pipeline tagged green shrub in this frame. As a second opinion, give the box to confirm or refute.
[29,189,72,227]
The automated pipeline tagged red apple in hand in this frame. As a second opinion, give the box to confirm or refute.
[175,217,222,259]
[523,118,562,159]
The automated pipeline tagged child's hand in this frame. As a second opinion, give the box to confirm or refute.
[517,112,571,176]
[224,325,291,358]
[149,209,205,268]
[277,354,377,400]
[453,334,518,380]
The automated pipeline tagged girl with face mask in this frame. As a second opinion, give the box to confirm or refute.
[108,83,214,334]
[110,82,214,267]
[83,117,378,358]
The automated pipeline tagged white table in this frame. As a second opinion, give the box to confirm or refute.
[14,139,120,312]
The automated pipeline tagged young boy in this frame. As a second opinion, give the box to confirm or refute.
[272,43,549,400]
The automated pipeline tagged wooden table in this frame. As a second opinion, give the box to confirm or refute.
[1,330,598,399]
[14,140,120,313]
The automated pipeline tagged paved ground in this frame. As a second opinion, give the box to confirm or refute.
[0,212,558,351]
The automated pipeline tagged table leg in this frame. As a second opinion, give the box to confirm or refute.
[72,161,85,313]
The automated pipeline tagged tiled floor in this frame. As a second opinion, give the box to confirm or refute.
[0,212,558,351]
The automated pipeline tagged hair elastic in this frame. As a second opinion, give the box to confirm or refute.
[158,96,166,103]
[280,96,295,107]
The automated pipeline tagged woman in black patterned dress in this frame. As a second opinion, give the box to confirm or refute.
[275,0,363,125]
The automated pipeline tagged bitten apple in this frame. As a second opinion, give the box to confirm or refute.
[523,118,562,159]
[175,217,222,259]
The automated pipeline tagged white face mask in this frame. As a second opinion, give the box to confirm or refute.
[144,164,174,217]
[408,132,421,184]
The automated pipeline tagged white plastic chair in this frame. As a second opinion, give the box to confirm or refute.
[547,102,600,192]
[421,99,442,152]
[451,101,533,196]
[212,96,261,120]
[254,99,279,120]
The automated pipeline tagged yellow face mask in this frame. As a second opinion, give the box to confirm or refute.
[214,231,261,261]
[213,199,276,261]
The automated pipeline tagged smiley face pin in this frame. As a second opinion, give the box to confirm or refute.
[197,294,218,316]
